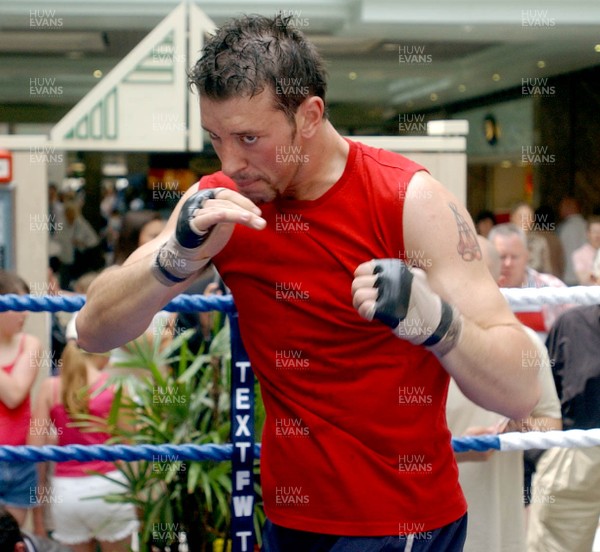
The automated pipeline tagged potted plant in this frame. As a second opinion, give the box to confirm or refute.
[74,317,264,551]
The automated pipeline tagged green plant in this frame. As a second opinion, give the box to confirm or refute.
[75,317,264,551]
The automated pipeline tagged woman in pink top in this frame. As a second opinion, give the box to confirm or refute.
[30,341,138,551]
[0,270,42,527]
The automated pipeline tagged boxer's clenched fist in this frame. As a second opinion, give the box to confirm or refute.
[152,187,266,286]
[352,259,463,356]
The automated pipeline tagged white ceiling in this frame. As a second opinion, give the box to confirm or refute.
[1,0,600,128]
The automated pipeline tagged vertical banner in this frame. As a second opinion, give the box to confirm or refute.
[229,312,255,552]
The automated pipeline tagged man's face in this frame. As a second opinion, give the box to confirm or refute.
[511,205,534,233]
[587,222,600,249]
[200,90,303,204]
[492,234,529,288]
[476,218,494,238]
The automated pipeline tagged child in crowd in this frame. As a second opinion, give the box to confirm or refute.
[0,270,43,527]
[29,341,138,552]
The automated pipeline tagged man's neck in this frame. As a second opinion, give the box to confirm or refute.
[284,121,350,201]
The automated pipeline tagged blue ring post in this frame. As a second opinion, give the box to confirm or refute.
[228,311,256,552]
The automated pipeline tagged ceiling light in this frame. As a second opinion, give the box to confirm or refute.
[430,93,438,101]
[458,84,466,92]
[537,60,546,68]
[595,44,600,53]
[500,160,512,169]
[492,73,501,82]
[348,72,357,80]
[93,70,103,78]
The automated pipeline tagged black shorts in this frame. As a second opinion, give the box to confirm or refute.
[261,513,467,552]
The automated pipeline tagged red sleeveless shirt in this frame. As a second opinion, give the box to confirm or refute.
[200,139,466,535]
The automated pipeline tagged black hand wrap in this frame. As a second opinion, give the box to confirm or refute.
[151,188,223,287]
[372,259,413,328]
[370,258,463,356]
[175,189,219,248]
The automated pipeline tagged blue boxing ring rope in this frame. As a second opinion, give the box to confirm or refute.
[2,289,600,550]
[3,429,600,463]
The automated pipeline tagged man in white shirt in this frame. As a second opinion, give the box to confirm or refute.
[446,237,562,552]
[557,197,587,286]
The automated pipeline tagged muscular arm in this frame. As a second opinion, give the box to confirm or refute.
[77,187,266,352]
[404,172,540,419]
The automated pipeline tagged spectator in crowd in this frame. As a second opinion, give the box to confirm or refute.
[446,236,562,552]
[489,223,568,339]
[56,202,103,288]
[0,506,72,552]
[112,210,164,266]
[510,202,552,274]
[531,205,565,279]
[527,299,600,551]
[29,341,138,551]
[48,184,66,275]
[489,224,572,521]
[46,267,68,377]
[557,197,587,285]
[100,210,122,267]
[474,209,497,238]
[593,249,600,284]
[572,215,600,285]
[99,182,118,224]
[0,270,43,527]
[48,184,65,237]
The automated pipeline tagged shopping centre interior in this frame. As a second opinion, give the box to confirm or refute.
[2,0,600,218]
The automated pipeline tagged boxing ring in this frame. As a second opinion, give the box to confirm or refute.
[1,287,600,551]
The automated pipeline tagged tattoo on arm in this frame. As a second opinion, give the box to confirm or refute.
[449,203,482,262]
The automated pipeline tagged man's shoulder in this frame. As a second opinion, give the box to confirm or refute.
[350,139,427,175]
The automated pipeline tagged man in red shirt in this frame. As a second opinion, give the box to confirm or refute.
[78,14,540,552]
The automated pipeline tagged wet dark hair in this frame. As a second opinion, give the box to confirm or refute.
[188,14,328,123]
[0,269,29,295]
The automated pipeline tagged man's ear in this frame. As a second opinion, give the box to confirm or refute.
[297,96,324,139]
[15,542,27,552]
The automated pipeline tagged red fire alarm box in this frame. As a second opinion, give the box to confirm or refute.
[0,149,13,184]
